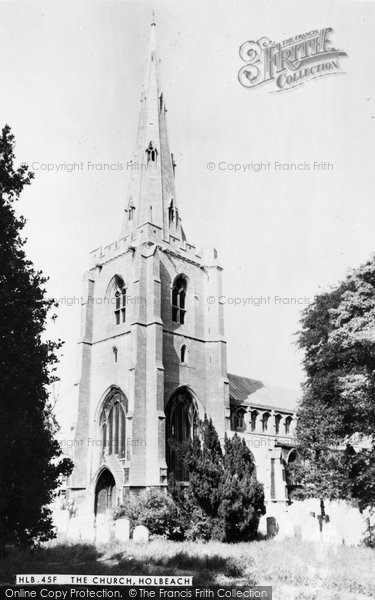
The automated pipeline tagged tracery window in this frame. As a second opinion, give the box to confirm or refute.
[166,388,197,481]
[172,275,187,324]
[146,141,158,163]
[230,407,246,432]
[100,390,127,459]
[114,281,126,325]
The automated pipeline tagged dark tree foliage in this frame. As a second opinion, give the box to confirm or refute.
[219,435,265,542]
[185,416,223,517]
[291,257,375,510]
[0,125,72,549]
[184,417,265,542]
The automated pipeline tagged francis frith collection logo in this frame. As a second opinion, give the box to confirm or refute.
[238,27,347,92]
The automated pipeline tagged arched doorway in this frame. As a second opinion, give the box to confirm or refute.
[166,387,197,482]
[94,469,116,515]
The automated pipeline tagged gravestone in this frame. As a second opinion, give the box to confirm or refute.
[96,514,113,544]
[266,516,278,537]
[66,516,81,541]
[133,525,149,543]
[115,518,130,542]
[79,515,96,543]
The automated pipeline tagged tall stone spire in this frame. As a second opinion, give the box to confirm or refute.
[121,18,182,243]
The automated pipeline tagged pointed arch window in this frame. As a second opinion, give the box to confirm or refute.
[100,390,127,459]
[262,412,270,432]
[180,344,188,363]
[166,387,197,481]
[230,406,246,432]
[250,410,259,432]
[146,141,158,163]
[275,414,282,435]
[285,416,293,435]
[128,202,135,221]
[172,275,187,324]
[169,199,175,223]
[114,282,126,325]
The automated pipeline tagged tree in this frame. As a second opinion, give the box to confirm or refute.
[292,257,375,510]
[0,125,72,550]
[185,416,223,518]
[219,435,265,542]
[184,417,265,541]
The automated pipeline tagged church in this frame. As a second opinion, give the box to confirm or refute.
[69,20,298,516]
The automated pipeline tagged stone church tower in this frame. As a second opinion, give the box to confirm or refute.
[70,20,230,513]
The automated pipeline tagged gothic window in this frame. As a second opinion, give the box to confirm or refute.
[250,410,258,432]
[230,407,246,432]
[237,408,246,431]
[285,416,293,434]
[275,414,282,434]
[172,275,187,324]
[100,390,127,459]
[169,199,175,223]
[113,347,118,363]
[146,141,158,163]
[180,344,188,363]
[128,198,135,221]
[262,412,270,432]
[166,387,197,482]
[114,282,126,325]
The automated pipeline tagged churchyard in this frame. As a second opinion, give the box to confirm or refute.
[0,537,374,600]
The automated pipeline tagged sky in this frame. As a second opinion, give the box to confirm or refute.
[1,0,375,431]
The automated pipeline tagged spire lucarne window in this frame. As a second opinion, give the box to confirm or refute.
[146,141,158,163]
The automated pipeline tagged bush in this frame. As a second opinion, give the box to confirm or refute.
[169,481,215,542]
[114,489,182,540]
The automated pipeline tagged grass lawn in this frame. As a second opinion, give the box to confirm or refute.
[0,537,374,600]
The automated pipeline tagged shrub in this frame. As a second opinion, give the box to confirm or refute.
[169,481,215,542]
[114,489,182,540]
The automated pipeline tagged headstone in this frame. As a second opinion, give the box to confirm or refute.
[52,508,70,535]
[115,518,130,543]
[302,513,320,542]
[266,516,278,537]
[133,525,149,543]
[293,523,302,539]
[79,515,96,543]
[96,514,113,544]
[66,516,81,541]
